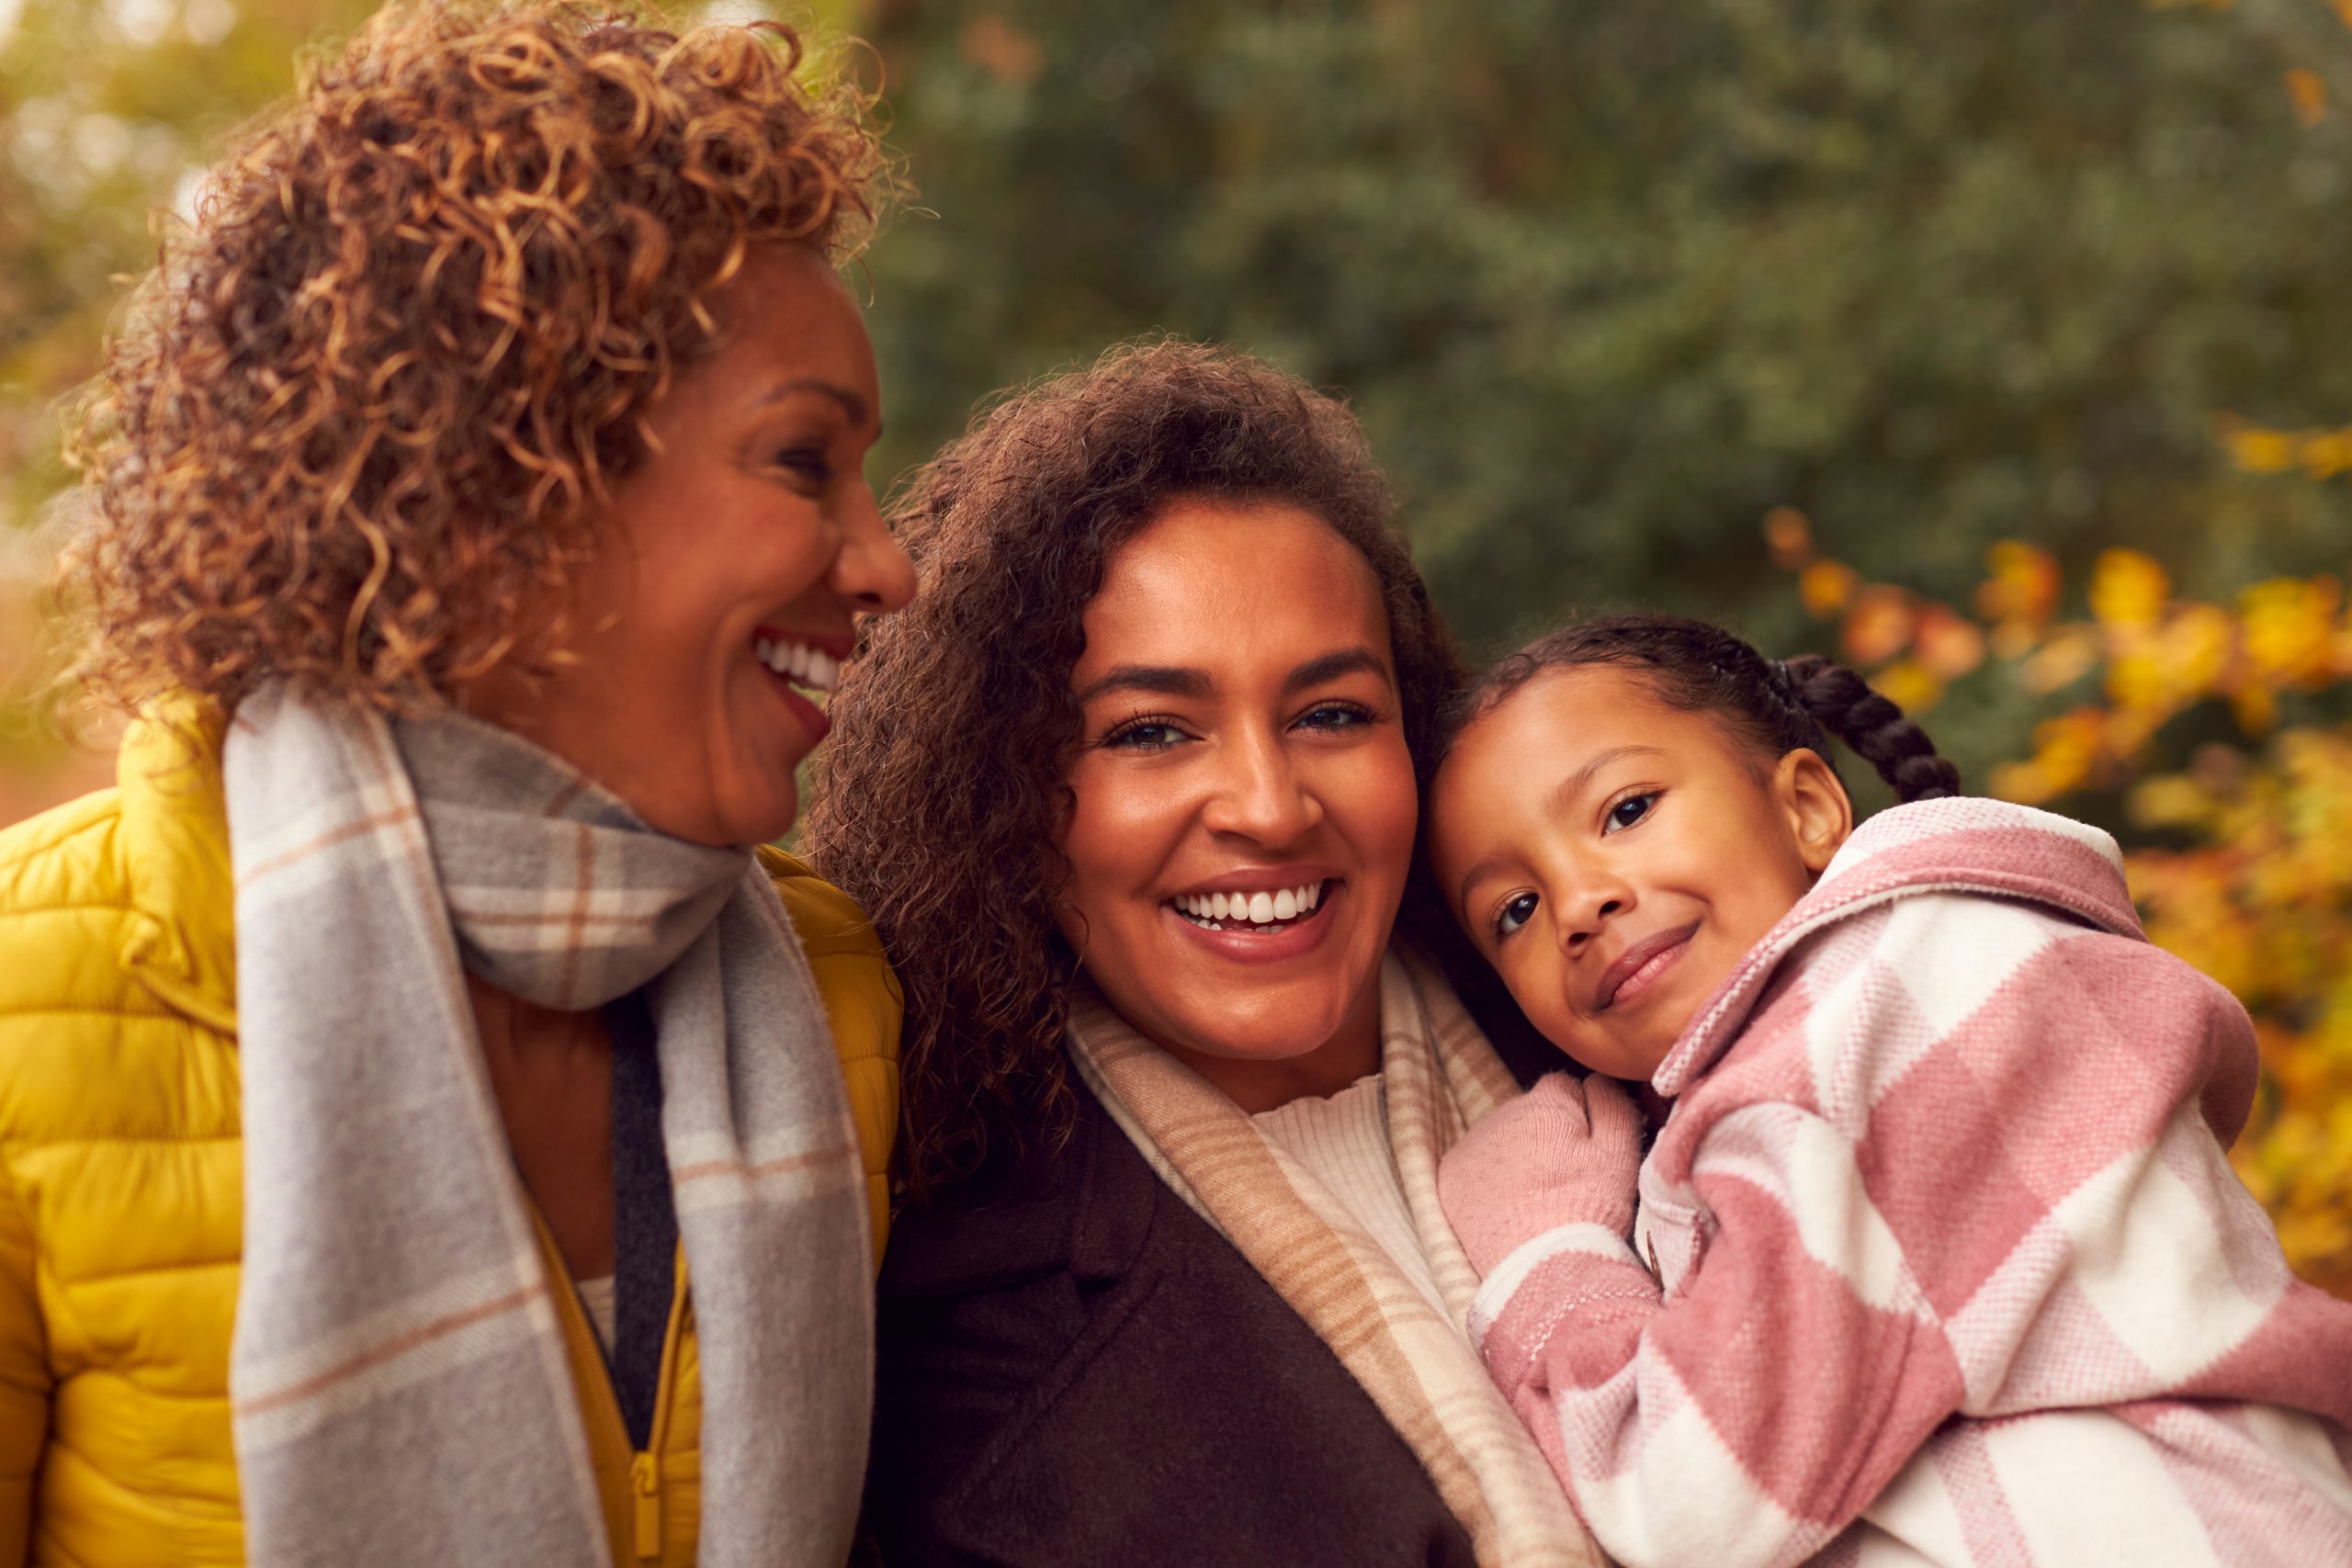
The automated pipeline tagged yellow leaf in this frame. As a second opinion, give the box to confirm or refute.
[1914,605,1987,680]
[1871,659,1945,716]
[2300,428,2352,479]
[1799,559,1858,619]
[1987,760,2056,805]
[2232,683,2280,736]
[1842,585,1917,666]
[2286,69,2328,129]
[2089,548,2170,628]
[2129,773,2212,830]
[2216,416,2302,475]
[2242,576,2343,687]
[1762,506,1813,569]
[1975,539,2061,628]
[1989,620,2039,661]
[2020,625,2102,694]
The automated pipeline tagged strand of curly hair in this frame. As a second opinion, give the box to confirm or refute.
[58,0,890,716]
[804,338,1467,1204]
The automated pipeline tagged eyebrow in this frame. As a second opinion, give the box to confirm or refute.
[1453,744,1669,919]
[1072,645,1392,708]
[753,377,876,434]
[1284,646,1391,694]
[1545,744,1667,817]
[1072,664,1213,705]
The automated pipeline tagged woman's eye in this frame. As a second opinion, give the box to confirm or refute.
[1295,701,1373,732]
[1103,719,1186,751]
[1495,891,1539,939]
[1604,792,1657,834]
[772,447,833,486]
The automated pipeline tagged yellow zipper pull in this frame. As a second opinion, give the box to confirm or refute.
[630,1450,662,1562]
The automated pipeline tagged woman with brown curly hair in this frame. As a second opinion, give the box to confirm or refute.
[808,340,1604,1566]
[0,5,912,1563]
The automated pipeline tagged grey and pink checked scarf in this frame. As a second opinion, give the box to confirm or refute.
[1067,953,1605,1568]
[223,685,872,1567]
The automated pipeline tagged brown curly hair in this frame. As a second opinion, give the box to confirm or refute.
[804,338,1467,1203]
[59,0,888,715]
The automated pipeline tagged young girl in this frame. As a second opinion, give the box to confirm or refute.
[1429,614,2352,1568]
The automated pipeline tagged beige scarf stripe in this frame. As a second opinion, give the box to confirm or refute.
[1067,954,1604,1568]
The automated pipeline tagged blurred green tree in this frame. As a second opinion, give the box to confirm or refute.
[854,0,2352,670]
[9,0,2351,682]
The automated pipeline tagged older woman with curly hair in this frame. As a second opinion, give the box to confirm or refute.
[0,5,912,1563]
[807,340,1604,1566]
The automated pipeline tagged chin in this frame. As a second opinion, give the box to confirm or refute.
[1167,990,1358,1063]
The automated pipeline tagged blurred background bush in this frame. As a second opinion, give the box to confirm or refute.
[3,0,2348,1289]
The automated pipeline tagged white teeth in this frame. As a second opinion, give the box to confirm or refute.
[1171,880,1332,929]
[755,636,840,694]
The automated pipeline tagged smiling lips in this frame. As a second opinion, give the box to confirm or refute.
[1594,922,1699,1011]
[1169,879,1333,933]
[754,630,843,694]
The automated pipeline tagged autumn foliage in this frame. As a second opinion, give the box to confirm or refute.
[1770,509,2352,1297]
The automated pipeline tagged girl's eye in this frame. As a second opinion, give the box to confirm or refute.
[1604,792,1657,834]
[1103,718,1187,751]
[1495,891,1539,940]
[1295,701,1374,732]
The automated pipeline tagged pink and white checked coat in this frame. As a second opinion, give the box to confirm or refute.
[1465,798,2352,1568]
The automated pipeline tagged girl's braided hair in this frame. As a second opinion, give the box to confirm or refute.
[1442,613,1962,804]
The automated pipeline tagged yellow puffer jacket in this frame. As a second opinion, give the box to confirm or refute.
[0,708,900,1566]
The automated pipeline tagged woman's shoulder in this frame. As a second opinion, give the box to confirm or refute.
[756,847,901,1054]
[0,782,130,916]
[758,846,894,963]
[757,846,903,1247]
[0,773,239,1156]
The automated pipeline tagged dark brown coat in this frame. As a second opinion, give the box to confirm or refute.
[867,976,1556,1566]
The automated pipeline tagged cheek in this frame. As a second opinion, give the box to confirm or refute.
[1321,737,1419,886]
[1055,757,1173,904]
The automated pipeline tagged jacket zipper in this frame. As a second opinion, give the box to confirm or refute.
[633,1244,691,1562]
[532,1212,671,1566]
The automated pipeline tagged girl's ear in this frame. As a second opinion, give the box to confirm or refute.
[1774,748,1852,875]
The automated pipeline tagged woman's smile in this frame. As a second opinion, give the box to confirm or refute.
[1163,872,1345,963]
[465,246,916,847]
[752,626,852,745]
[1052,496,1419,1103]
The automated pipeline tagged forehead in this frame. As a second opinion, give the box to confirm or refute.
[686,244,876,403]
[1075,499,1390,674]
[1438,666,1731,801]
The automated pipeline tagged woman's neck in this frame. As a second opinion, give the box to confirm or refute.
[1154,975,1384,1115]
[467,974,616,1279]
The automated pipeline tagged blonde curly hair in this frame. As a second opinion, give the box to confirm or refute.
[60,0,889,714]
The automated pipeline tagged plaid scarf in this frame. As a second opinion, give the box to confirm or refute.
[223,686,872,1567]
[1067,952,1604,1568]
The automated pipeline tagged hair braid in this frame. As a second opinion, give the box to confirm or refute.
[1781,654,1961,803]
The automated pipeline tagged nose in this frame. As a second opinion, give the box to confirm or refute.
[1199,724,1323,848]
[829,481,917,615]
[1555,863,1634,959]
